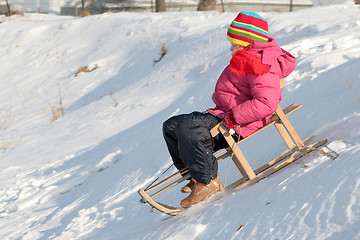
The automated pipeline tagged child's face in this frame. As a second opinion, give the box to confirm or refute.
[230,43,245,55]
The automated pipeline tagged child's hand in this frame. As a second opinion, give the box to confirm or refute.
[223,111,240,135]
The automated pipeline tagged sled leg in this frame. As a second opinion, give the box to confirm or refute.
[219,124,256,180]
[274,122,296,150]
[275,106,305,150]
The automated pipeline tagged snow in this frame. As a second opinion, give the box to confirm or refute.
[0,3,360,240]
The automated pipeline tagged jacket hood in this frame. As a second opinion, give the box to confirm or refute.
[246,37,296,78]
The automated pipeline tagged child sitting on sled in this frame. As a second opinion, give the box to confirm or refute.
[163,11,296,208]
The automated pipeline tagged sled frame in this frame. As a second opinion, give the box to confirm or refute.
[138,79,332,216]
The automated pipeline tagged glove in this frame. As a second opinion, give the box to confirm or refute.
[223,111,240,135]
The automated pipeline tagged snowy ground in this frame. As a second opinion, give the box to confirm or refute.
[1,2,360,240]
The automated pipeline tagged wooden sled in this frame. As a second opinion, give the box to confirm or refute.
[138,80,337,216]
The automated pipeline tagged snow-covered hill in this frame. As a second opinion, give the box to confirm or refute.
[0,3,360,239]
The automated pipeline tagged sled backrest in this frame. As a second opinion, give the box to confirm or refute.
[280,78,286,89]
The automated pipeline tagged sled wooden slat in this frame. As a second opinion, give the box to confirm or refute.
[274,121,296,149]
[209,103,303,159]
[149,173,190,198]
[219,123,256,179]
[210,102,305,181]
[275,106,306,150]
[145,168,189,193]
[210,103,302,139]
[280,78,286,89]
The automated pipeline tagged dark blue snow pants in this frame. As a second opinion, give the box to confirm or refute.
[162,111,230,185]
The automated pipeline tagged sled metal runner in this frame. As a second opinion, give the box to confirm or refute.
[138,80,337,216]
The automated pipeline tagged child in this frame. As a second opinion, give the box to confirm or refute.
[163,11,296,208]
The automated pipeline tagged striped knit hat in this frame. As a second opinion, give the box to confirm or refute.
[227,12,269,47]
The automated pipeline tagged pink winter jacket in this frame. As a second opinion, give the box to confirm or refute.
[208,37,296,138]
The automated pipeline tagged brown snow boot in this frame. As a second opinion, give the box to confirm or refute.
[181,178,196,193]
[180,177,224,208]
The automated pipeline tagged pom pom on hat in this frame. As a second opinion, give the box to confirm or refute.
[227,12,269,47]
